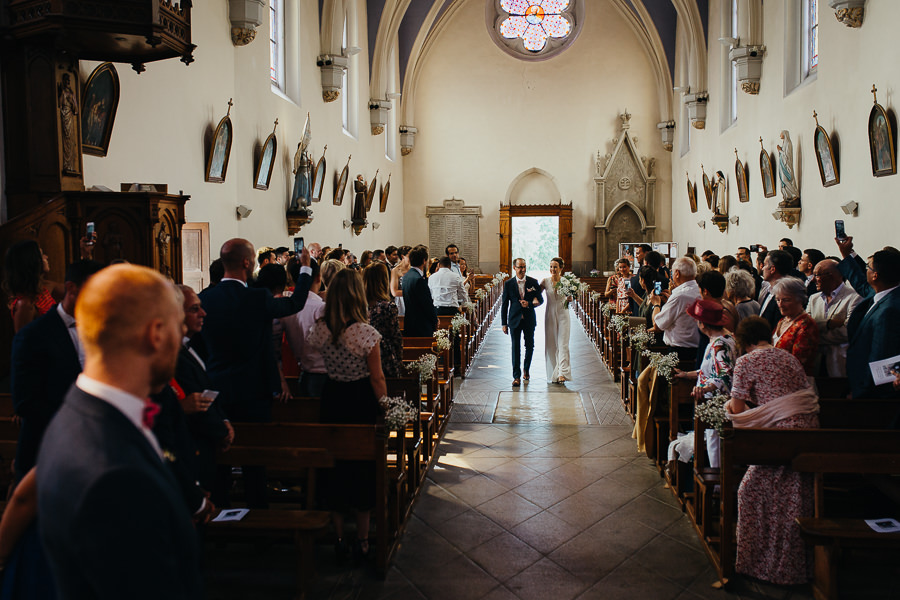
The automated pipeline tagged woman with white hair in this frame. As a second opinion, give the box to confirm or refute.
[773,277,819,375]
[725,269,759,325]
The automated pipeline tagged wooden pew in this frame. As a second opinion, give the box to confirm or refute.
[709,427,900,585]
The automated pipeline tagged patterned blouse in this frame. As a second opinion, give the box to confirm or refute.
[696,334,737,393]
[307,321,381,382]
[774,313,819,376]
[730,346,810,406]
[368,300,403,377]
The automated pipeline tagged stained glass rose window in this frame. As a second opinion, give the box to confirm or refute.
[499,0,572,52]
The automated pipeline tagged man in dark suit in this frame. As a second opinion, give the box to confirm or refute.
[846,249,900,399]
[798,248,825,298]
[37,264,203,599]
[402,245,438,337]
[501,258,544,386]
[10,259,103,482]
[757,249,794,329]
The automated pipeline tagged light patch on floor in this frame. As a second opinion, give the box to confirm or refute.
[493,392,588,425]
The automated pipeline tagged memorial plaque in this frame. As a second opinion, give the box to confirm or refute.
[426,199,482,271]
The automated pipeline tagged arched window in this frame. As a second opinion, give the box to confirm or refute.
[270,0,284,89]
[486,0,584,61]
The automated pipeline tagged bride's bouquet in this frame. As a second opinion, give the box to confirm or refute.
[555,272,587,309]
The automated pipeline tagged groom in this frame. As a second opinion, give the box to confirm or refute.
[501,258,544,386]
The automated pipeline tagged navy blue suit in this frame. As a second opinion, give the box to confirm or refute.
[501,277,544,379]
[198,275,310,422]
[37,387,202,599]
[839,254,873,299]
[11,305,81,479]
[401,268,437,337]
[846,286,900,398]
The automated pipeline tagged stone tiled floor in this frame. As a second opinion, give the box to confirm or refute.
[206,305,816,599]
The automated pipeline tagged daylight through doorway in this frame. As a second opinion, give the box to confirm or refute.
[511,216,559,281]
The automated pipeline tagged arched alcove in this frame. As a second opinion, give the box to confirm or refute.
[505,168,562,206]
[604,204,643,271]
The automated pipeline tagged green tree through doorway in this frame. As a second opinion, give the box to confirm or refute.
[511,216,558,279]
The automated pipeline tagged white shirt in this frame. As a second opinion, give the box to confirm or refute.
[807,283,862,377]
[653,279,702,349]
[517,277,526,299]
[75,374,163,459]
[57,303,83,367]
[282,292,327,374]
[450,261,462,278]
[428,268,468,308]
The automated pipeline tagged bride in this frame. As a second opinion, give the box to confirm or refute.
[541,257,572,383]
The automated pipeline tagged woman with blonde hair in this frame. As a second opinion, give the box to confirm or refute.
[389,245,412,316]
[317,258,345,299]
[308,269,386,564]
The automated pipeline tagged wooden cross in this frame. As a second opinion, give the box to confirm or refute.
[734,148,739,159]
[226,98,233,116]
[872,84,878,104]
[813,110,819,126]
[272,118,278,133]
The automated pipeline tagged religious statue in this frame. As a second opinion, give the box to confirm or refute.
[58,73,79,174]
[777,130,800,208]
[352,174,367,222]
[712,170,727,216]
[290,145,311,211]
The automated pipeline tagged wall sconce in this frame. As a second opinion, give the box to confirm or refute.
[372,222,380,230]
[730,216,740,225]
[657,120,676,152]
[228,0,265,46]
[369,99,392,136]
[343,218,368,236]
[399,126,418,156]
[317,54,348,102]
[698,220,706,229]
[236,205,252,219]
[684,92,709,130]
[841,201,859,216]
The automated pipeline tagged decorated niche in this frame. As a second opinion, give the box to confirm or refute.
[594,111,657,271]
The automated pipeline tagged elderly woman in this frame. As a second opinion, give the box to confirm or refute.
[725,316,818,585]
[308,269,386,563]
[674,299,736,399]
[772,277,819,375]
[725,269,760,326]
[604,258,632,313]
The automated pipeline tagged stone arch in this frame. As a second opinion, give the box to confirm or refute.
[504,167,563,206]
[603,203,644,271]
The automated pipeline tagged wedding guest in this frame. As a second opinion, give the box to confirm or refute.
[674,299,737,399]
[772,277,819,376]
[807,259,862,377]
[717,255,737,274]
[757,249,793,329]
[725,269,760,326]
[725,316,818,585]
[605,258,632,313]
[363,262,403,377]
[458,257,470,278]
[319,259,345,299]
[389,245,412,316]
[283,258,328,397]
[359,250,373,269]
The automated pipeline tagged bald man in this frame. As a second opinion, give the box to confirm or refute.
[807,259,862,377]
[37,265,202,599]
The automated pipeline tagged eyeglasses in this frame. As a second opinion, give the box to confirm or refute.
[866,263,876,272]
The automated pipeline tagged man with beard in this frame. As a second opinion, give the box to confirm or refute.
[37,265,203,599]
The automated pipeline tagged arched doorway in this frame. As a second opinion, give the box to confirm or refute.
[499,203,573,274]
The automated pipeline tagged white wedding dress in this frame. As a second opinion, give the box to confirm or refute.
[542,278,571,382]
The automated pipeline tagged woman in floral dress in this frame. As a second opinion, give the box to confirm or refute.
[772,278,819,376]
[725,316,818,585]
[674,299,736,398]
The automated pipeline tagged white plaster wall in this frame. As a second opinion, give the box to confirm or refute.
[80,0,403,259]
[672,1,900,260]
[403,0,672,274]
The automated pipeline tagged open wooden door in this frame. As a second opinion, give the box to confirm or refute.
[499,203,572,274]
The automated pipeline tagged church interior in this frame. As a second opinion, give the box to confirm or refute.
[1,0,899,598]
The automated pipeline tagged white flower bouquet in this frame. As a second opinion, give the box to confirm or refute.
[601,302,612,318]
[474,289,486,300]
[608,314,628,334]
[642,350,680,382]
[494,272,508,281]
[695,392,728,435]
[433,329,451,352]
[405,353,437,384]
[461,301,475,314]
[451,313,470,334]
[380,395,418,431]
[590,291,603,302]
[555,272,584,309]
[629,325,652,353]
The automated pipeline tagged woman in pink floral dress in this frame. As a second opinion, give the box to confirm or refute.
[725,316,819,585]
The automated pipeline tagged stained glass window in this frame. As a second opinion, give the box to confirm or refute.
[499,0,572,52]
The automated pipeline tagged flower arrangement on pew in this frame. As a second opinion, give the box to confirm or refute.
[450,313,470,334]
[433,329,451,353]
[494,272,508,282]
[641,350,680,382]
[461,301,475,314]
[608,314,628,335]
[589,268,601,277]
[474,289,486,301]
[379,395,418,431]
[628,325,652,354]
[695,392,728,435]
[601,302,612,318]
[555,272,588,309]
[406,353,437,385]
[590,291,603,303]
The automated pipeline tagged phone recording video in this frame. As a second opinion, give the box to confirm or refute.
[654,281,662,295]
[835,220,847,240]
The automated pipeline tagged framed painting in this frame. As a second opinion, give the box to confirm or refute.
[813,116,839,187]
[81,62,119,157]
[380,173,391,212]
[311,145,326,202]
[869,89,896,177]
[759,138,776,198]
[205,100,233,183]
[365,169,378,212]
[701,165,713,210]
[734,149,749,202]
[334,155,350,205]
[686,172,698,213]
[254,120,278,190]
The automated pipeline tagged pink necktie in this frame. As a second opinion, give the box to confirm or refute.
[142,399,161,429]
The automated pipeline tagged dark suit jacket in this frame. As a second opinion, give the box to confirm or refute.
[839,254,873,299]
[11,305,81,479]
[199,275,310,422]
[501,277,544,331]
[757,287,782,331]
[37,387,202,599]
[846,286,900,398]
[151,386,206,513]
[401,268,437,337]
